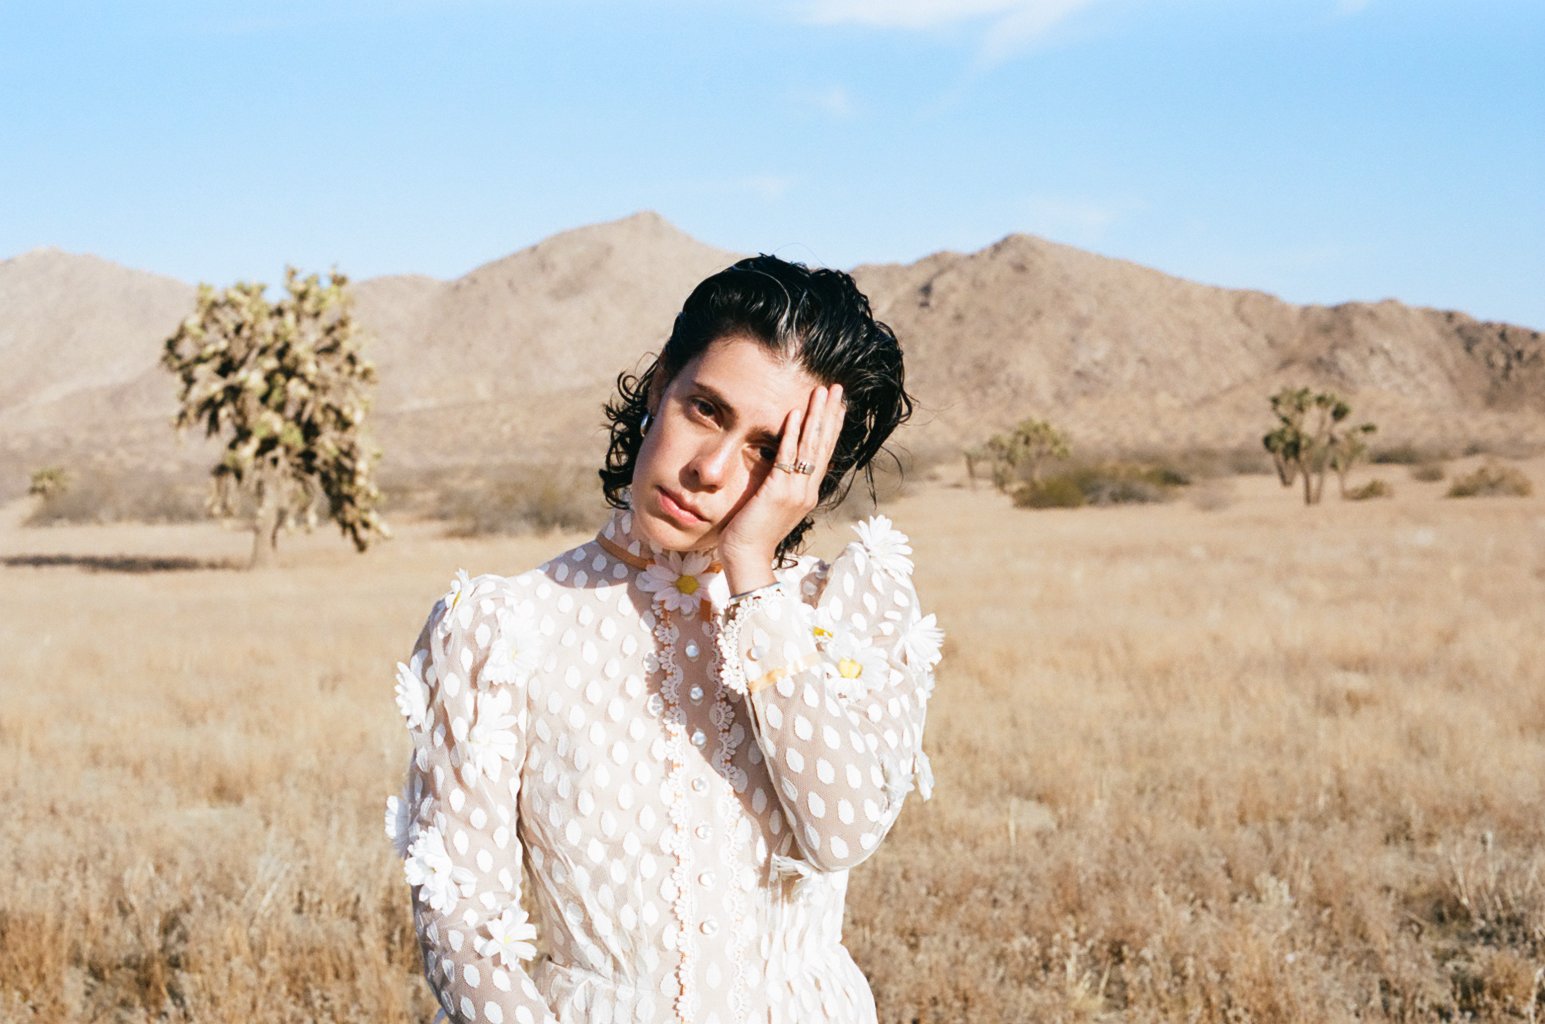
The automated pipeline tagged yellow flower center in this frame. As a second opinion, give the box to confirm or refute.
[812,626,832,640]
[838,657,863,679]
[675,574,700,596]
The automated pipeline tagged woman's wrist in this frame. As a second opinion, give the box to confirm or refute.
[719,550,777,596]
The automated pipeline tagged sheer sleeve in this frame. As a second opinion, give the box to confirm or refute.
[715,516,942,873]
[387,571,559,1024]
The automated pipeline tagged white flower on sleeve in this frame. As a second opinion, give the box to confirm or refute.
[462,687,520,785]
[824,631,891,701]
[897,612,944,670]
[384,785,416,859]
[637,551,721,618]
[404,826,475,914]
[853,514,914,579]
[808,604,839,649]
[481,603,543,687]
[394,652,431,730]
[915,750,935,801]
[475,904,539,966]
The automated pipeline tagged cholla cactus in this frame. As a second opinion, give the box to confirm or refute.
[162,267,388,567]
[1262,387,1376,506]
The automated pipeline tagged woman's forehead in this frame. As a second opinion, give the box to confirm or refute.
[678,336,816,426]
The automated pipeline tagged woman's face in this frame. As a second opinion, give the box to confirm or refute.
[630,334,820,553]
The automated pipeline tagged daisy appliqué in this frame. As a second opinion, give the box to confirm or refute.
[461,687,521,786]
[475,904,540,967]
[384,772,422,859]
[853,514,914,579]
[480,602,543,687]
[404,825,475,915]
[897,612,944,671]
[394,649,431,731]
[824,630,891,702]
[637,550,724,617]
[439,568,481,632]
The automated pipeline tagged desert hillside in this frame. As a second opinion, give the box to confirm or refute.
[2,212,1541,487]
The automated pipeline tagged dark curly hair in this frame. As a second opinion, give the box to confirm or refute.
[601,254,914,562]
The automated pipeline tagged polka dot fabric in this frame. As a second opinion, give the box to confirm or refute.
[389,510,940,1024]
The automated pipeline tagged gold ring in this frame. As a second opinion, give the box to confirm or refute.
[793,460,815,475]
[773,461,796,473]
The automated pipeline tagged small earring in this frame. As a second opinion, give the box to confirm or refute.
[640,411,653,436]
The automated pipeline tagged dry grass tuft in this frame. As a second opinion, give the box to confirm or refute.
[2,462,1543,1022]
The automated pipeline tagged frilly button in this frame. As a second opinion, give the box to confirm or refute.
[690,729,707,747]
[694,824,711,841]
[748,646,764,662]
[700,920,719,936]
[697,871,715,887]
[691,777,707,793]
[646,694,664,717]
[688,685,705,703]
[684,641,700,660]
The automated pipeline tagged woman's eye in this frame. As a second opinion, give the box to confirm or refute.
[689,397,715,420]
[756,445,778,463]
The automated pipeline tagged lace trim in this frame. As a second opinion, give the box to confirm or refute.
[653,607,696,1023]
[709,621,751,1024]
[713,582,786,699]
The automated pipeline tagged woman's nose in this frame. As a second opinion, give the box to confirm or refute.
[688,438,736,490]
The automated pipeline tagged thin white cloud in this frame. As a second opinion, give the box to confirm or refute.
[803,0,1040,30]
[806,85,857,118]
[1333,0,1372,16]
[741,175,796,202]
[1022,194,1145,245]
[800,0,1104,64]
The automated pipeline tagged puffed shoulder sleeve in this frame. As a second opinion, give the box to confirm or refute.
[385,570,559,1024]
[715,515,942,873]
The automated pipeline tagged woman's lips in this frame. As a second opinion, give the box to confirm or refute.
[657,487,707,526]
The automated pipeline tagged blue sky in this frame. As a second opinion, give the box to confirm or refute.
[3,0,1542,327]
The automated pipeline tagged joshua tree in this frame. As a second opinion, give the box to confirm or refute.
[28,465,68,501]
[970,418,1072,493]
[1327,424,1377,498]
[1262,387,1376,506]
[162,267,388,568]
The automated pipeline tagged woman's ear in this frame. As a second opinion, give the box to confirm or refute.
[644,366,669,418]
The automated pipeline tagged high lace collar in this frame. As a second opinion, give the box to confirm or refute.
[594,506,723,571]
[596,506,730,616]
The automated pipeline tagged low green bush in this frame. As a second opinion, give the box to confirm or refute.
[1345,479,1393,501]
[1013,477,1086,509]
[1013,461,1185,510]
[1408,462,1445,483]
[24,468,210,525]
[1446,461,1533,499]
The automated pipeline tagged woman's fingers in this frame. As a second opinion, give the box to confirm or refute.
[804,383,844,482]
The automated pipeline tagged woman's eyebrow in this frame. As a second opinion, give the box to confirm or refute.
[690,381,783,445]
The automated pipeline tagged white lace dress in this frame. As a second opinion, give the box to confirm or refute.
[386,509,942,1024]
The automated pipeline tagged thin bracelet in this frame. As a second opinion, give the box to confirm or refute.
[729,581,782,604]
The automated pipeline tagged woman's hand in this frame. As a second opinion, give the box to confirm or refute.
[717,383,845,594]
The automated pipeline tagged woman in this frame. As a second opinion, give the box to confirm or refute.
[387,255,943,1024]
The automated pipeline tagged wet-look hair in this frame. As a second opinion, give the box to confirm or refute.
[600,254,915,562]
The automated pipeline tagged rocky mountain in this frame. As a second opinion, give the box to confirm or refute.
[1,212,1540,490]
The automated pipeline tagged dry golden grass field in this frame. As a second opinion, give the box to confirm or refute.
[2,461,1543,1023]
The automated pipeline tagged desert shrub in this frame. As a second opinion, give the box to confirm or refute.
[442,463,602,536]
[1372,443,1445,465]
[1013,476,1085,509]
[1447,461,1534,499]
[23,468,211,526]
[1346,479,1393,501]
[1013,461,1184,509]
[1410,462,1446,482]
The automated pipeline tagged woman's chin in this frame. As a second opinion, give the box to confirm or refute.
[634,509,714,553]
